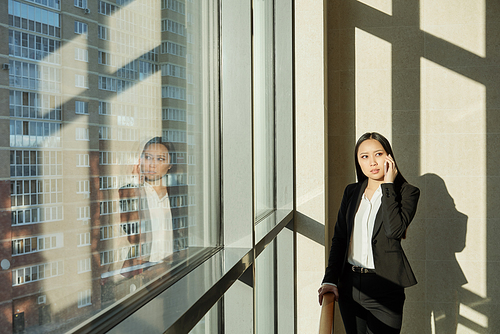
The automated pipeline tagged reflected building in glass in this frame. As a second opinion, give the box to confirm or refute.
[2,0,210,332]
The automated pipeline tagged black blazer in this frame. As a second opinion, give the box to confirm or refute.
[322,180,420,288]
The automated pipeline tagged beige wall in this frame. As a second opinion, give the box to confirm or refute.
[295,0,328,333]
[321,0,500,333]
[296,0,500,333]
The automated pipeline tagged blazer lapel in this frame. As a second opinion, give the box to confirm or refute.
[372,195,384,239]
[346,179,367,231]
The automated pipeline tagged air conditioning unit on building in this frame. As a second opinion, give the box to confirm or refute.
[85,8,90,14]
[38,295,46,305]
[2,63,10,70]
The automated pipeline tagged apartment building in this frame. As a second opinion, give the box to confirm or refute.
[2,0,211,332]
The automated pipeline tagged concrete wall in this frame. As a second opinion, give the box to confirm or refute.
[296,0,500,333]
[295,0,328,333]
[324,0,500,333]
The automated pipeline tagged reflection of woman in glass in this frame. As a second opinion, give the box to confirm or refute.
[318,132,420,334]
[101,137,174,297]
[135,137,174,263]
[118,137,174,278]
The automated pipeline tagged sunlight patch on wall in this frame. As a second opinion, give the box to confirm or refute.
[460,303,488,329]
[60,35,90,99]
[421,57,487,299]
[420,0,485,57]
[355,28,392,140]
[357,0,392,16]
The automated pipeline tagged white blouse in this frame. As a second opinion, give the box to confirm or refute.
[347,185,382,269]
[142,181,173,262]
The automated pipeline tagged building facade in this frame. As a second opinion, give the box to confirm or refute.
[1,0,222,332]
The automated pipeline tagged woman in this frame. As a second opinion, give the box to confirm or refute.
[134,136,174,263]
[118,137,174,276]
[318,132,420,334]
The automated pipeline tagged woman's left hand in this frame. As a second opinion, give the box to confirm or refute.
[384,154,398,183]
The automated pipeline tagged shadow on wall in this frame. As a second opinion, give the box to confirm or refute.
[421,173,468,334]
[295,212,325,247]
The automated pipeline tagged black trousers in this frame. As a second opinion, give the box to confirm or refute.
[338,266,405,334]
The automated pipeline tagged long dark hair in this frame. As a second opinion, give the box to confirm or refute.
[354,132,406,185]
[141,136,173,158]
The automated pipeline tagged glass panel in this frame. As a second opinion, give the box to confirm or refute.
[4,0,219,332]
[253,0,275,221]
[255,239,276,332]
[189,300,220,334]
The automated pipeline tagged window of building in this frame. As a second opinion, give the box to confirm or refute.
[160,41,187,57]
[74,0,87,9]
[162,129,186,143]
[9,90,62,120]
[77,180,90,197]
[9,30,61,64]
[161,19,186,35]
[74,21,88,38]
[161,0,185,14]
[23,0,60,10]
[119,198,138,213]
[100,225,114,240]
[99,175,137,190]
[77,206,90,221]
[8,0,61,37]
[12,261,63,286]
[161,63,186,79]
[100,200,118,215]
[12,234,61,255]
[162,108,186,121]
[77,258,91,273]
[98,76,116,91]
[10,150,62,177]
[9,60,61,93]
[98,51,113,66]
[75,128,89,141]
[76,154,89,167]
[120,222,139,236]
[75,101,88,114]
[100,245,139,266]
[98,1,117,16]
[78,289,91,308]
[10,120,61,148]
[75,48,88,62]
[161,85,186,100]
[11,178,62,208]
[11,206,63,225]
[75,74,88,88]
[77,232,90,246]
[97,25,109,40]
[5,0,225,331]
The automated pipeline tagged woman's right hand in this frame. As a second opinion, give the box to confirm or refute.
[318,284,339,305]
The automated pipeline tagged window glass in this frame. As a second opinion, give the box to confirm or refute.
[253,0,275,221]
[4,0,219,332]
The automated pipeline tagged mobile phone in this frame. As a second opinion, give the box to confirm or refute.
[384,160,388,174]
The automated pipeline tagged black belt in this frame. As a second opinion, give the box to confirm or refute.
[351,266,376,274]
